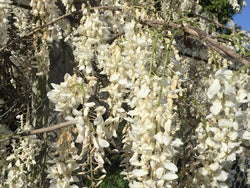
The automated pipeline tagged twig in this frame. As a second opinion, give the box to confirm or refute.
[107,31,125,44]
[0,5,123,53]
[18,121,74,136]
[0,121,74,142]
[0,9,82,52]
[141,20,250,66]
[25,10,82,37]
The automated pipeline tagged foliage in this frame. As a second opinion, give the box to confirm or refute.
[200,0,245,33]
[200,0,245,24]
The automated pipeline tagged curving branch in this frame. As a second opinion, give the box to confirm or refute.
[140,20,250,66]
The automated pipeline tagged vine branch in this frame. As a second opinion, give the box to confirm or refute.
[0,121,75,142]
[141,20,250,66]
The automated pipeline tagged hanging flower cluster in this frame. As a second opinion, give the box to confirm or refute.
[194,68,249,187]
[3,115,43,187]
[30,0,72,42]
[0,0,11,46]
[40,1,250,187]
[48,74,85,115]
[1,0,249,187]
[47,130,80,188]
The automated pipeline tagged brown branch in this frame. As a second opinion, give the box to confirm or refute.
[0,9,82,52]
[191,13,250,43]
[0,121,74,142]
[107,31,125,44]
[163,9,246,37]
[141,20,250,66]
[25,6,122,37]
[19,121,74,136]
[0,5,123,53]
[26,11,82,37]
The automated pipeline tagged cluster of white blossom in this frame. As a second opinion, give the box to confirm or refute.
[47,6,125,181]
[2,115,43,188]
[48,74,85,115]
[30,0,70,41]
[47,1,249,187]
[47,130,80,188]
[0,124,13,185]
[11,6,30,37]
[1,0,249,187]
[0,0,11,46]
[194,68,249,187]
[60,0,77,13]
[101,19,182,187]
[63,5,184,186]
[229,0,246,11]
[160,0,202,20]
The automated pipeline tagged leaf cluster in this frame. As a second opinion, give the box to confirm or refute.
[200,0,245,33]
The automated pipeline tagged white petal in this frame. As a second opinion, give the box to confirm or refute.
[57,162,66,174]
[164,162,178,172]
[79,65,85,71]
[145,179,154,187]
[228,132,238,140]
[85,102,95,107]
[92,136,99,149]
[118,78,128,85]
[209,163,219,171]
[200,167,209,176]
[215,69,233,80]
[216,170,228,182]
[157,180,164,187]
[76,134,84,143]
[163,137,170,146]
[237,89,248,102]
[207,79,221,99]
[155,167,165,179]
[129,181,143,188]
[224,81,234,95]
[210,99,222,115]
[138,84,150,98]
[110,73,120,81]
[94,116,104,126]
[98,137,109,148]
[225,100,235,108]
[132,169,148,177]
[162,172,178,180]
[227,153,236,161]
[235,111,245,117]
[15,159,21,167]
[97,153,104,165]
[242,131,250,140]
[72,109,82,116]
[171,138,183,147]
[128,109,138,116]
[154,132,163,144]
[124,117,134,123]
[86,65,92,74]
[218,119,234,128]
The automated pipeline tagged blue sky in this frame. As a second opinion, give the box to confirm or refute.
[233,0,250,31]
